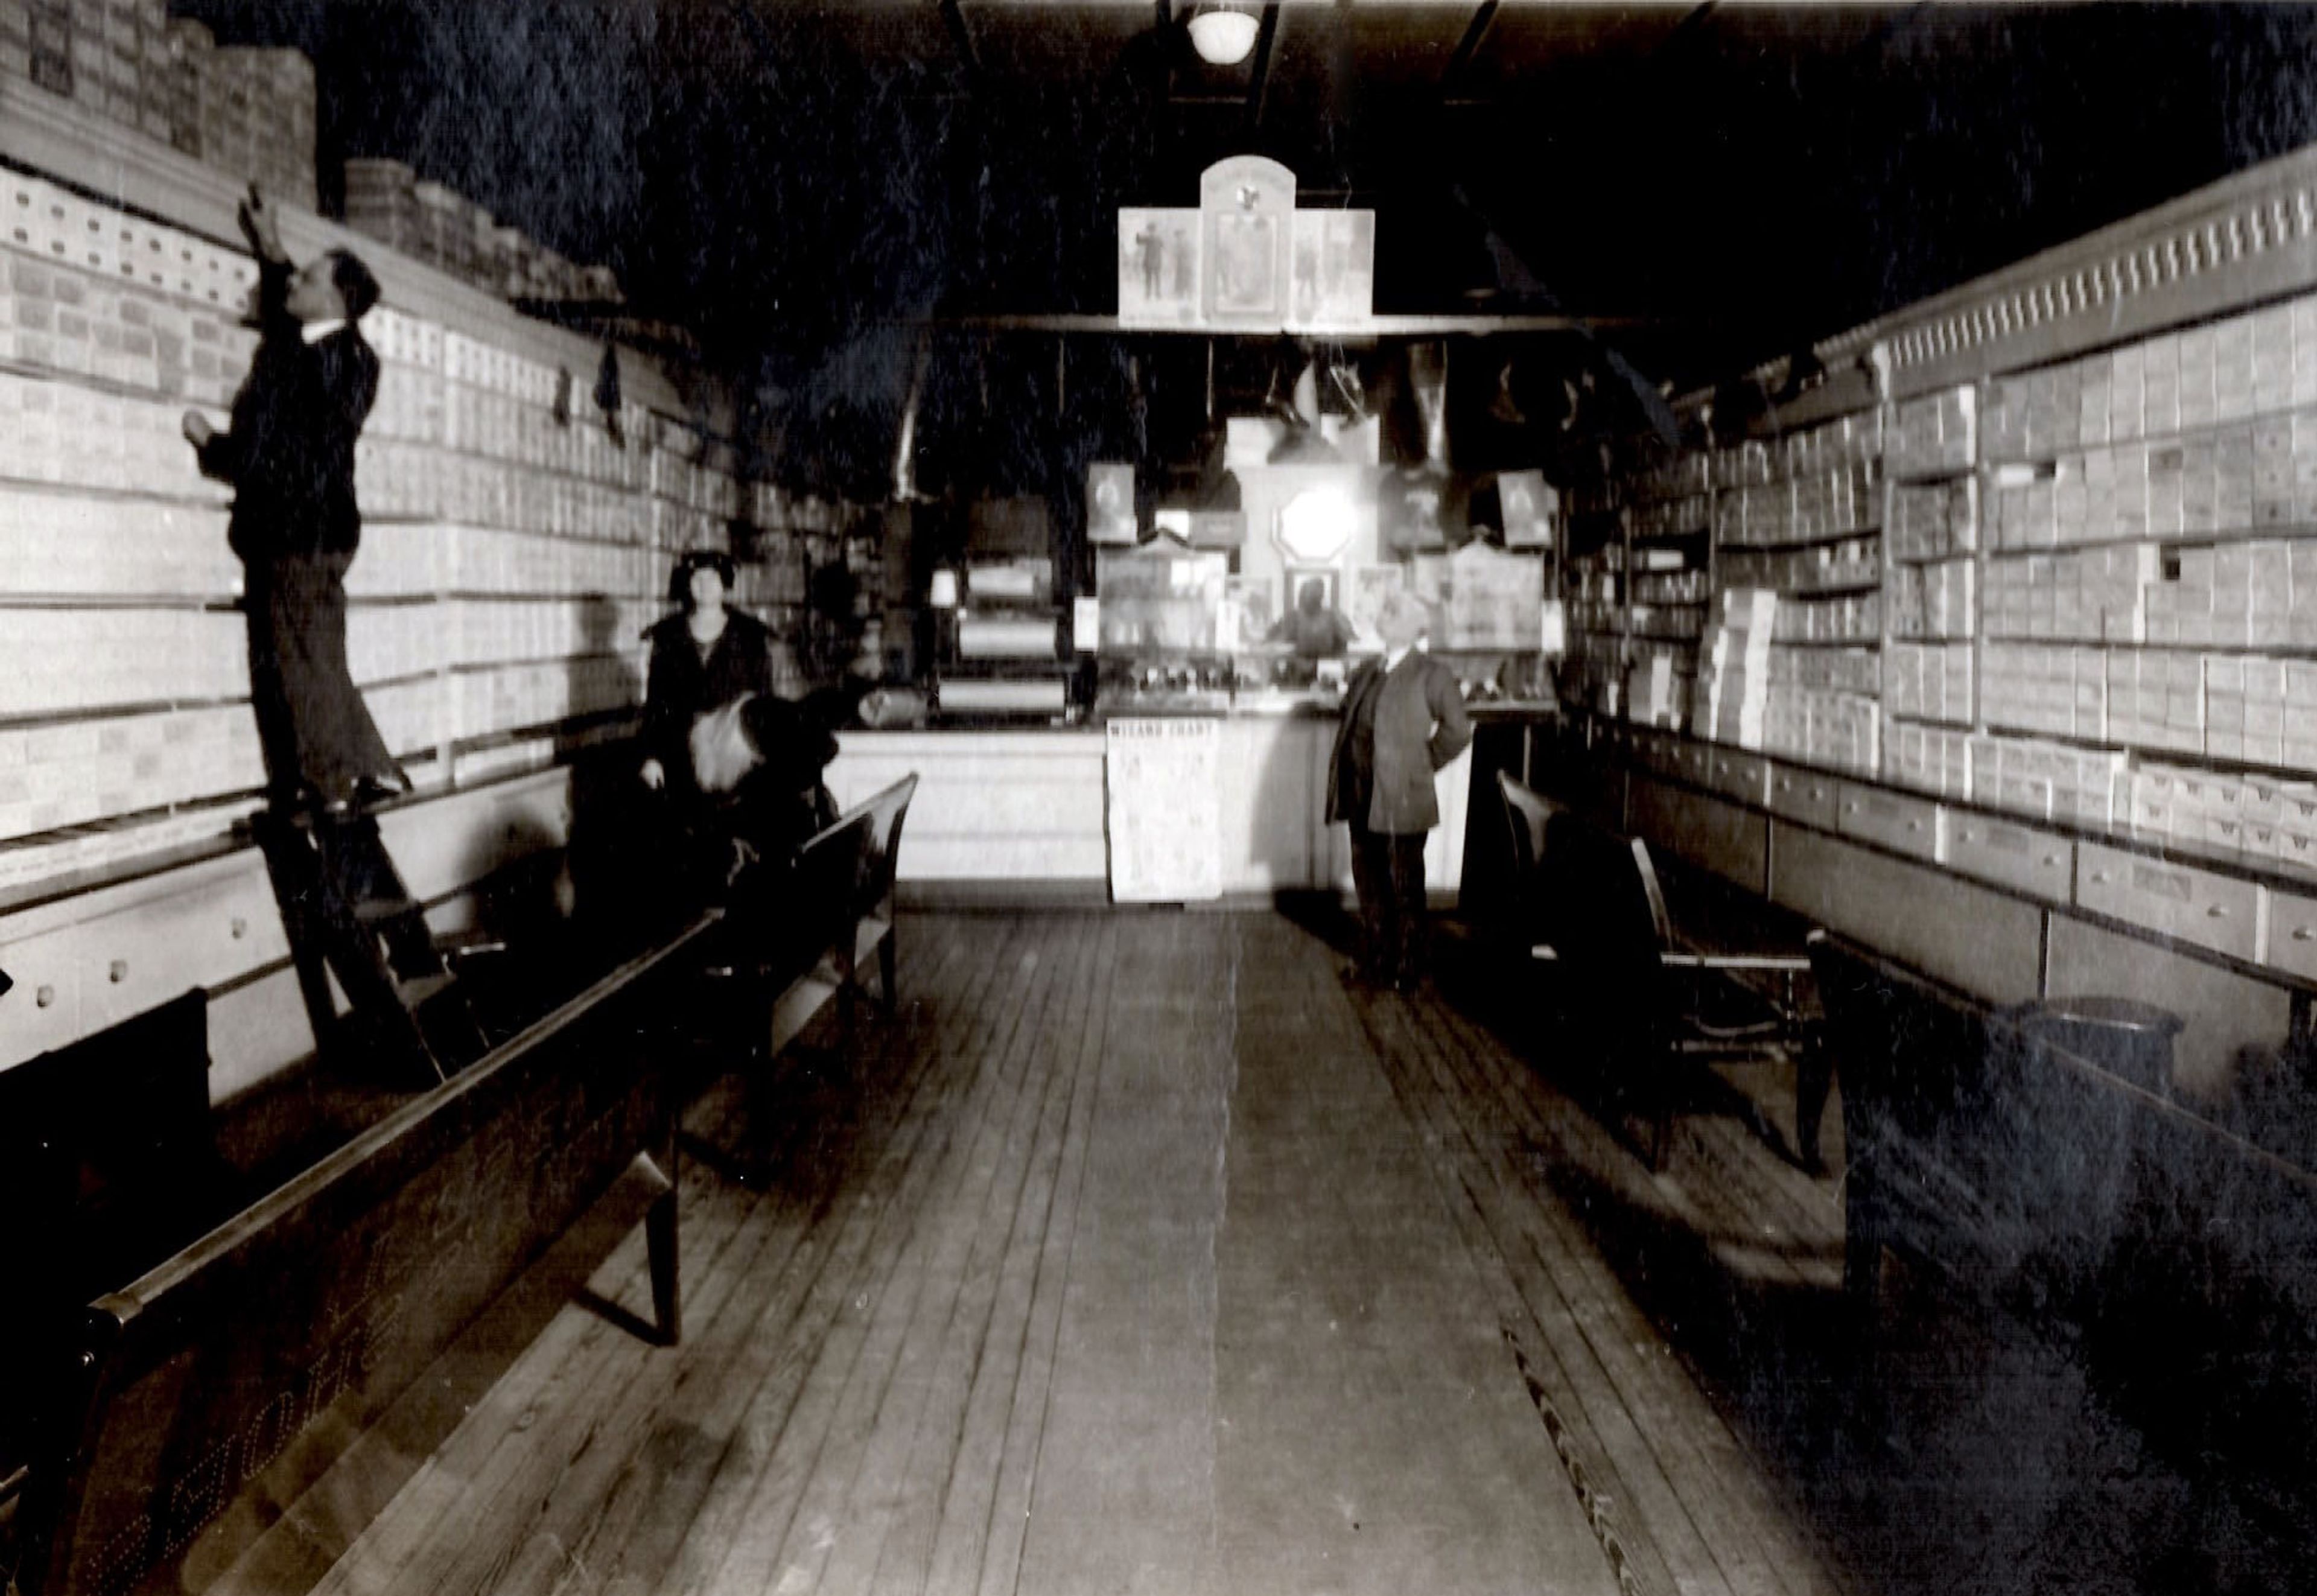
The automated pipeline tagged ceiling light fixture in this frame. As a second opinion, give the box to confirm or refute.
[1186,4,1260,67]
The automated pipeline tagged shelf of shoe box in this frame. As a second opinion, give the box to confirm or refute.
[346,161,611,306]
[1696,410,1886,773]
[0,235,685,842]
[0,0,172,141]
[0,184,718,871]
[0,2,318,210]
[1968,290,2317,835]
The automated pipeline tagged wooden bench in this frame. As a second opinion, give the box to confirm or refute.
[12,914,719,1596]
[1808,928,2317,1477]
[0,995,235,1513]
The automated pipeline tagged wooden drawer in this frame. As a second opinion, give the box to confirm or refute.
[1767,763,1840,830]
[2261,885,2317,981]
[84,871,288,1027]
[2076,842,2257,963]
[1703,748,1770,807]
[1624,728,1673,776]
[1629,776,1768,893]
[1770,822,2042,1004]
[1835,783,1944,862]
[1946,814,2075,903]
[1665,739,1709,786]
[0,933,84,1069]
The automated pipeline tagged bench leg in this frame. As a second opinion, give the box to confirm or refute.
[1795,1022,1834,1173]
[638,1143,680,1346]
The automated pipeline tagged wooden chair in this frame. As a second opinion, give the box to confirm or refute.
[1495,768,1566,965]
[1521,794,1813,1168]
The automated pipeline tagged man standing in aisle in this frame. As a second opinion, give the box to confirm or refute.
[183,185,401,810]
[1327,588,1473,991]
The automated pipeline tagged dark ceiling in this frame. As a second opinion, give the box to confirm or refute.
[177,1,2317,492]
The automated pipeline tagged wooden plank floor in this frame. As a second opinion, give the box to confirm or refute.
[202,909,1854,1596]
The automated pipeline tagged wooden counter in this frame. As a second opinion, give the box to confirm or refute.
[827,719,1473,906]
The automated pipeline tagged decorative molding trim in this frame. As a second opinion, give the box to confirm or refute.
[1825,142,2317,399]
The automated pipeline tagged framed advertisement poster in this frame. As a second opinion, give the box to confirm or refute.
[1107,717,1223,902]
[1347,562,1405,645]
[1117,208,1200,327]
[1225,576,1276,649]
[1498,469,1557,550]
[1200,156,1295,329]
[1288,209,1376,328]
[1087,461,1137,544]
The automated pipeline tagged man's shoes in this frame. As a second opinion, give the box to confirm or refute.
[351,773,407,809]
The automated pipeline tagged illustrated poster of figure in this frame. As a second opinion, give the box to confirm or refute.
[1117,209,1200,327]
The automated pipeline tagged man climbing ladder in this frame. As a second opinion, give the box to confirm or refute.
[185,185,477,1082]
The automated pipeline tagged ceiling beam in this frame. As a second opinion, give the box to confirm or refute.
[938,0,981,87]
[1243,4,1282,138]
[1441,1,1498,97]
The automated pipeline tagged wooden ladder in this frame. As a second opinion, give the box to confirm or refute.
[250,807,488,1087]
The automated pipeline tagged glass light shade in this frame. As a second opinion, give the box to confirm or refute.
[1276,485,1357,563]
[1186,8,1260,65]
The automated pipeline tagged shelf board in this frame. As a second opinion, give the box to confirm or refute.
[1985,636,2317,660]
[1989,520,2317,553]
[1774,578,1883,599]
[0,469,228,512]
[1715,523,1883,552]
[1984,405,2317,470]
[1888,548,1980,564]
[0,591,234,611]
[1770,636,1884,650]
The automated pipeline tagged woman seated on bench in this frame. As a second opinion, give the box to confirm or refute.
[697,689,910,987]
[687,691,842,894]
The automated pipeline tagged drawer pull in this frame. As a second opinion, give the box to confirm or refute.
[1844,800,1860,814]
[1962,828,1978,843]
[36,984,55,1008]
[2206,905,2229,920]
[1813,786,1827,800]
[231,917,248,940]
[2293,926,2315,943]
[1907,819,1922,832]
[2041,854,2063,867]
[108,960,127,984]
[2090,870,2113,884]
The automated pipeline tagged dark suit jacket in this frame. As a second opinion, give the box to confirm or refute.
[1326,651,1475,835]
[641,609,775,792]
[195,258,379,563]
